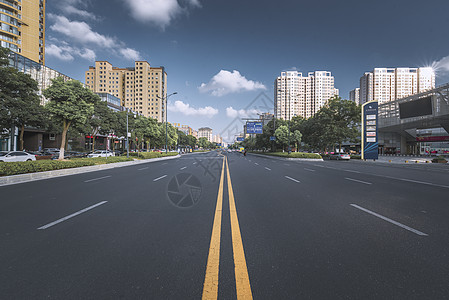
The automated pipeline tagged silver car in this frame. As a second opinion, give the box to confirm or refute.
[87,150,115,158]
[0,151,37,162]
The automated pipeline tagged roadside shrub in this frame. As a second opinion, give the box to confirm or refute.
[0,157,134,177]
[0,160,96,176]
[431,156,447,163]
[138,152,178,159]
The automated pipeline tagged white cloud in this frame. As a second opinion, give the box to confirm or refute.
[62,5,98,20]
[119,48,141,60]
[168,100,218,118]
[124,0,201,28]
[79,48,96,61]
[432,55,449,73]
[199,70,266,97]
[48,15,140,62]
[54,0,99,21]
[46,44,96,61]
[45,44,74,61]
[226,107,262,118]
[50,15,115,48]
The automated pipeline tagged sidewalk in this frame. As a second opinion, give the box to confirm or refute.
[248,152,324,162]
[363,155,447,165]
[0,155,180,187]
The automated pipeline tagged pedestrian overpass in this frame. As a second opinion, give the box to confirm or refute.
[378,83,449,155]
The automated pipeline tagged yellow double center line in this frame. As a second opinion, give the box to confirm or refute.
[202,156,253,300]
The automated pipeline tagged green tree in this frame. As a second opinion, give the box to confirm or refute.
[186,135,197,148]
[242,136,256,150]
[291,130,303,152]
[0,47,45,150]
[43,78,95,160]
[83,96,114,152]
[198,137,209,148]
[275,125,290,151]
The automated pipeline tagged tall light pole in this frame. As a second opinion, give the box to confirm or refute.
[157,92,177,153]
[126,108,129,158]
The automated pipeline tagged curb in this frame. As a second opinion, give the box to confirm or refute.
[0,155,180,187]
[248,153,324,162]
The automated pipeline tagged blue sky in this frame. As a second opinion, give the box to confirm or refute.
[46,0,449,141]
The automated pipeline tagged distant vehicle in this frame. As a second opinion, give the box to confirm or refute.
[87,150,114,158]
[0,151,37,162]
[329,153,351,160]
[43,148,60,152]
[152,149,162,153]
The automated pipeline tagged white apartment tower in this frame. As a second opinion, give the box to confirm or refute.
[359,67,435,105]
[349,88,360,105]
[275,71,338,120]
[198,127,213,143]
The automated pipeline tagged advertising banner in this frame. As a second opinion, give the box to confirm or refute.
[362,101,378,160]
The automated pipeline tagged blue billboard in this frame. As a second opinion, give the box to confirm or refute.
[236,137,245,142]
[362,101,378,160]
[246,121,263,134]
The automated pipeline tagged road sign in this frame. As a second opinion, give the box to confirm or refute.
[361,101,378,160]
[236,137,244,142]
[246,121,263,134]
[270,136,276,141]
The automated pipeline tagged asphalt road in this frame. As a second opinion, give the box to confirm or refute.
[1,150,449,299]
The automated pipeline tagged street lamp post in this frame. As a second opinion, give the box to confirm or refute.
[126,108,129,158]
[157,92,177,154]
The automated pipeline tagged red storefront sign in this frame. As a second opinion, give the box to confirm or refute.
[416,136,449,142]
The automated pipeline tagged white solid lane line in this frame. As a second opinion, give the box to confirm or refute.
[304,168,315,172]
[84,175,111,183]
[180,167,187,170]
[153,175,167,182]
[138,167,149,171]
[265,167,271,171]
[37,201,108,230]
[285,176,300,183]
[345,177,372,185]
[344,169,361,174]
[350,204,428,236]
[379,175,449,189]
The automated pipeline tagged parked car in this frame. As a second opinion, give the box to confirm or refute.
[87,150,114,158]
[329,153,351,160]
[0,151,37,162]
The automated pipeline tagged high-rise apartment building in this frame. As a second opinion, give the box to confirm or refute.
[359,67,435,105]
[213,134,223,145]
[349,88,360,105]
[85,61,167,122]
[0,0,45,64]
[275,71,338,120]
[198,127,213,142]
